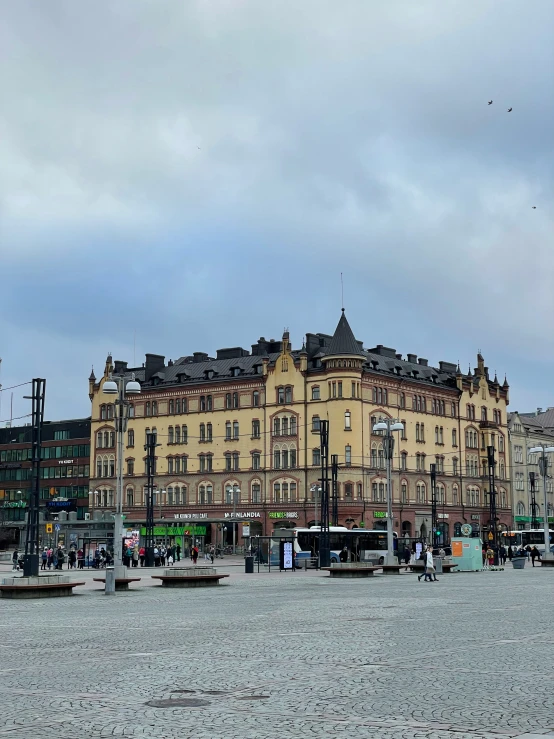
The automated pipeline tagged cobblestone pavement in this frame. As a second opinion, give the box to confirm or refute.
[1,566,554,739]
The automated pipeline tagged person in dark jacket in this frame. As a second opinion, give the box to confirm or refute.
[339,547,349,563]
[530,546,542,566]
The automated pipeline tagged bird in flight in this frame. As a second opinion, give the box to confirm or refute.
[488,100,493,105]
[507,108,513,112]
[532,206,537,209]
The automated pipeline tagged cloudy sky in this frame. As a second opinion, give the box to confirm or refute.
[1,0,553,423]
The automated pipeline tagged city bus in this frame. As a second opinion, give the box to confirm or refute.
[270,526,398,566]
[501,529,554,553]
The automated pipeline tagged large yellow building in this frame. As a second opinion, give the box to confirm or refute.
[88,311,512,549]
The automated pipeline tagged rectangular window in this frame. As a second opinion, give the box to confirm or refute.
[345,445,351,465]
[252,483,261,503]
[285,387,292,403]
[345,411,351,430]
[225,454,231,472]
[290,449,297,468]
[312,448,321,466]
[232,452,240,471]
[233,421,239,439]
[311,386,320,400]
[351,382,356,398]
[252,453,261,470]
[274,450,281,469]
[338,381,343,398]
[252,420,260,438]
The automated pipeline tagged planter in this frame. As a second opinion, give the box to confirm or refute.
[512,557,526,570]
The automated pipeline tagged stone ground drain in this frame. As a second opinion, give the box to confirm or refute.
[150,689,270,708]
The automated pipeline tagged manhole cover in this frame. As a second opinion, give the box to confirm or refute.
[235,695,269,701]
[146,698,210,708]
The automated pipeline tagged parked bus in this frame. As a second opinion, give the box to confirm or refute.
[501,529,554,553]
[270,526,398,566]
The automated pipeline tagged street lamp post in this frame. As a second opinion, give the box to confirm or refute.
[102,373,141,580]
[529,445,554,562]
[310,484,321,527]
[230,484,240,554]
[372,418,404,566]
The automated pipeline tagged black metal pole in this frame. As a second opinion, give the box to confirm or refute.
[487,445,497,551]
[319,420,330,568]
[144,431,157,567]
[529,472,538,529]
[430,463,437,549]
[24,378,46,577]
[331,454,339,527]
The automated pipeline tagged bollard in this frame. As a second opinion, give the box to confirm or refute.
[244,556,254,574]
[105,566,116,595]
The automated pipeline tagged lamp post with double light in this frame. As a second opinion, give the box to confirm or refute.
[528,444,554,562]
[102,373,141,579]
[372,418,404,566]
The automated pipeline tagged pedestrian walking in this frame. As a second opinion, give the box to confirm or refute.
[132,546,139,568]
[56,547,65,570]
[168,552,174,566]
[77,549,85,569]
[12,549,19,571]
[499,545,507,565]
[419,546,437,582]
[41,548,48,570]
[403,546,411,565]
[160,546,166,567]
[339,546,349,563]
[176,543,181,562]
[139,546,145,567]
[192,545,199,565]
[68,549,77,569]
[47,548,54,569]
[507,545,513,561]
[486,546,495,569]
[530,546,542,567]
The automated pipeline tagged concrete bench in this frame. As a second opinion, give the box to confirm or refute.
[322,564,379,578]
[408,562,458,574]
[151,566,229,588]
[540,559,554,567]
[378,564,405,575]
[93,577,141,591]
[0,576,85,599]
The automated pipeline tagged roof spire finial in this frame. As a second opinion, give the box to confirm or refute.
[341,272,344,313]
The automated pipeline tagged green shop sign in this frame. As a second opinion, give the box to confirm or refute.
[514,516,554,524]
[373,511,387,518]
[1,501,27,508]
[139,526,206,536]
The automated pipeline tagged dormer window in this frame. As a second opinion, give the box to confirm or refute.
[205,369,215,380]
[254,364,262,375]
[231,367,241,377]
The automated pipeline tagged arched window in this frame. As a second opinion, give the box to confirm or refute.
[452,485,458,506]
[416,483,426,504]
[199,484,213,504]
[126,488,134,507]
[516,501,525,516]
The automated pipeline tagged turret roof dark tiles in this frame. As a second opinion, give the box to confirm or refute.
[327,310,365,357]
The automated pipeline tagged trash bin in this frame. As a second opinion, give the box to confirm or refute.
[245,556,254,574]
[433,556,443,574]
[512,557,526,570]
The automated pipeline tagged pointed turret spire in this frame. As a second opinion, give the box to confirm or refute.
[467,364,473,378]
[327,310,363,357]
[89,367,96,382]
[503,375,509,388]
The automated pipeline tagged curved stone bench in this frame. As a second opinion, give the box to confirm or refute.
[93,577,141,591]
[322,566,379,578]
[151,566,229,587]
[0,576,85,599]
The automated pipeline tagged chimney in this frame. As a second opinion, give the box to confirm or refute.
[144,353,165,381]
[537,408,543,416]
[407,354,417,364]
[114,360,128,374]
[418,358,428,367]
[193,352,209,363]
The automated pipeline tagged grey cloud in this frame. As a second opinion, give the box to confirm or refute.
[0,0,553,419]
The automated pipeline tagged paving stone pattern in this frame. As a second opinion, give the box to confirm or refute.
[1,567,554,739]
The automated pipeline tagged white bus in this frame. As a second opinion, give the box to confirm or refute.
[501,529,554,554]
[271,526,398,565]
